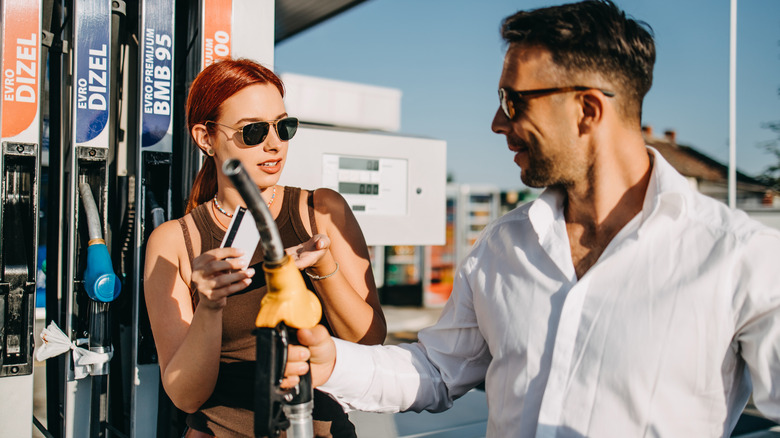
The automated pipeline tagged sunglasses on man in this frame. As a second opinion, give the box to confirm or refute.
[498,86,615,119]
[206,117,299,146]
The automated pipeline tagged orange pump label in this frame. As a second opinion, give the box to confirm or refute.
[1,0,40,138]
[202,0,232,69]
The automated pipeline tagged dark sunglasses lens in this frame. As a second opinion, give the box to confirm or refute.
[278,117,299,141]
[499,89,514,119]
[242,122,270,145]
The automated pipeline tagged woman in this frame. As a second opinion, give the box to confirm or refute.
[144,59,386,437]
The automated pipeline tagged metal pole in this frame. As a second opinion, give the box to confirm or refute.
[729,0,737,209]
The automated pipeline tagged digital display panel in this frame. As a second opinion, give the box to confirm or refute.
[322,153,407,215]
[339,182,379,195]
[339,157,379,171]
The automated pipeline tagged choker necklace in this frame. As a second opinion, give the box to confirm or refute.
[212,186,276,218]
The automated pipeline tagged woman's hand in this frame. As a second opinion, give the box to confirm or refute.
[190,247,255,310]
[285,234,331,270]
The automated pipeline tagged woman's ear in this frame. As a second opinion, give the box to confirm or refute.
[191,123,212,155]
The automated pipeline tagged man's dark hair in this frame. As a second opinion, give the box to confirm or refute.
[501,0,655,123]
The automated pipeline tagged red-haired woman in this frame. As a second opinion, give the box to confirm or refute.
[143,58,386,437]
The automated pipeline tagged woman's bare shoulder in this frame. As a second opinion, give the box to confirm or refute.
[311,187,349,212]
[144,216,193,288]
[147,218,186,251]
[145,216,196,269]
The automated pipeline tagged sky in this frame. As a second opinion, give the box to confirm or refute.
[275,0,780,190]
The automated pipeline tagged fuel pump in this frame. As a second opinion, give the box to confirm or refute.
[0,0,43,436]
[58,0,124,436]
[223,159,321,438]
[127,0,176,436]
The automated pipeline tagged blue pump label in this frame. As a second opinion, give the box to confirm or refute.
[73,0,111,145]
[141,0,174,150]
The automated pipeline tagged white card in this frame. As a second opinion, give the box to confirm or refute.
[219,207,261,268]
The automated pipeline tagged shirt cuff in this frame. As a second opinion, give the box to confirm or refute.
[319,338,375,409]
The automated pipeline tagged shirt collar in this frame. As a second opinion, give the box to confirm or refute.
[640,146,688,224]
[528,186,566,244]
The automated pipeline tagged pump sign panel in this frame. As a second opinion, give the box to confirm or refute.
[202,0,232,69]
[141,0,174,149]
[74,0,111,144]
[1,0,40,140]
[321,154,408,216]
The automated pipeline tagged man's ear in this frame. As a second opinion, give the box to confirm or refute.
[191,123,212,154]
[578,91,605,134]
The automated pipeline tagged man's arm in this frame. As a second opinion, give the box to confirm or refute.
[285,264,491,413]
[734,229,780,422]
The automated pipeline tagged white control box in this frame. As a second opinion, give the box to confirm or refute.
[278,125,446,246]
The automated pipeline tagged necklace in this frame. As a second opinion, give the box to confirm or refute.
[212,186,276,218]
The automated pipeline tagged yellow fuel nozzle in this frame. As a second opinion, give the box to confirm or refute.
[220,158,322,330]
[222,159,320,437]
[256,255,322,329]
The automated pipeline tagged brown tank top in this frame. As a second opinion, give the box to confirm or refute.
[178,186,355,438]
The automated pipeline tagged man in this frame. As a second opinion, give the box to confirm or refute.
[285,1,780,436]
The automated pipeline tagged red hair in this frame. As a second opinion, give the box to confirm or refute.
[185,59,285,213]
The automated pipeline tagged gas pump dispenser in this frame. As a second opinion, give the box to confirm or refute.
[57,0,124,436]
[0,0,43,436]
[127,0,176,436]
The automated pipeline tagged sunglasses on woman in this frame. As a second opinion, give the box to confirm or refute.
[206,117,299,146]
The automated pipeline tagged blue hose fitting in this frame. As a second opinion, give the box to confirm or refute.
[84,242,121,302]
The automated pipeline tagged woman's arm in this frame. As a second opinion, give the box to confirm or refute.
[143,219,254,412]
[290,188,386,345]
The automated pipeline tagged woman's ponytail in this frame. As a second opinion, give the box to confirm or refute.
[185,156,218,213]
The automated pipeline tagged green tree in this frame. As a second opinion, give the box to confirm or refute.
[757,79,780,191]
[757,40,780,191]
[757,120,780,191]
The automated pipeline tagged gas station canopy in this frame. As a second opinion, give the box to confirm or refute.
[275,0,369,43]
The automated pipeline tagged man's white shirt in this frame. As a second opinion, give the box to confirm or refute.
[321,148,780,437]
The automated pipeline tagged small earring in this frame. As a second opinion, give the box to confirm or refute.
[206,148,214,157]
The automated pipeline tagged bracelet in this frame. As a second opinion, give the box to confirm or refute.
[305,262,339,281]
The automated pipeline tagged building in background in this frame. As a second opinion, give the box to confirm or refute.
[643,126,777,207]
[643,126,780,229]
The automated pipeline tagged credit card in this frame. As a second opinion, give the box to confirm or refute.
[219,207,261,268]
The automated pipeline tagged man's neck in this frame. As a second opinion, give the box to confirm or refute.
[563,136,652,279]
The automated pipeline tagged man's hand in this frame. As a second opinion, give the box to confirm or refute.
[281,325,337,388]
